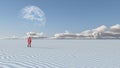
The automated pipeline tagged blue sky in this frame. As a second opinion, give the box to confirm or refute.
[0,0,119,36]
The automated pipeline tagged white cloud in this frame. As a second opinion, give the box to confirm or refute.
[100,32,120,39]
[52,30,93,39]
[52,25,120,39]
[91,25,120,39]
[53,31,77,39]
[1,24,120,40]
[21,6,46,26]
[26,32,47,39]
[110,24,120,33]
[81,30,92,36]
[79,25,107,39]
[92,25,107,33]
[92,25,107,38]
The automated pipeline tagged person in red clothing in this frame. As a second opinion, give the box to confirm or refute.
[27,36,32,47]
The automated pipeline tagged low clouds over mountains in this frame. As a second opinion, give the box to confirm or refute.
[1,24,120,40]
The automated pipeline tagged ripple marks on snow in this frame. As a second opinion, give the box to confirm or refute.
[0,61,61,68]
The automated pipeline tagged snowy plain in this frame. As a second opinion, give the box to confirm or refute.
[0,40,120,68]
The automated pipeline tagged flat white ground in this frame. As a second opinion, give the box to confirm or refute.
[0,40,120,68]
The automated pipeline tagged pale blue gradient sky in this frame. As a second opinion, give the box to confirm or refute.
[0,0,119,36]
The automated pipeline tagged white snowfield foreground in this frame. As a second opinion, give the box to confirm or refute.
[0,40,120,68]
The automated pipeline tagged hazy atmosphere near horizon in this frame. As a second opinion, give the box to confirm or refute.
[0,0,120,38]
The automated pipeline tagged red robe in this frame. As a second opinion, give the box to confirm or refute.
[28,37,32,45]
